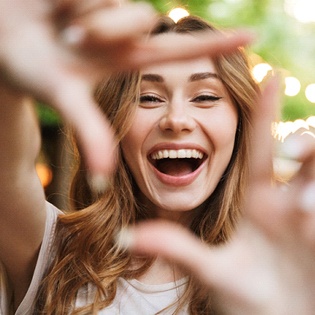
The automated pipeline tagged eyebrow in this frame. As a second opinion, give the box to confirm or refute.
[189,72,220,82]
[141,72,220,83]
[141,74,164,83]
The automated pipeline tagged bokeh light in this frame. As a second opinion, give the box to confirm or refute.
[252,63,273,83]
[168,8,190,23]
[305,83,315,103]
[36,163,53,188]
[285,76,301,96]
[274,117,315,142]
[284,0,315,23]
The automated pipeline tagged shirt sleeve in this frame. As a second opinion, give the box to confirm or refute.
[14,202,61,315]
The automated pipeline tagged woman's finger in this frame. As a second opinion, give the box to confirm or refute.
[242,76,295,236]
[248,76,281,182]
[117,220,219,284]
[283,134,315,236]
[51,77,117,186]
[117,220,281,305]
[126,30,255,69]
[63,22,254,71]
[62,3,156,47]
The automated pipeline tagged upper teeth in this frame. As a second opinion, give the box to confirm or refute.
[150,149,204,160]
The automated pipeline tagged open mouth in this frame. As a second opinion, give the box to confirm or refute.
[149,149,207,177]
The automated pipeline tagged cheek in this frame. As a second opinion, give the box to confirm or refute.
[220,118,238,147]
[127,107,154,136]
[120,112,153,164]
[204,109,238,149]
[120,131,142,184]
[121,129,140,162]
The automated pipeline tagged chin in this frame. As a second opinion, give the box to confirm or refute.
[156,201,202,214]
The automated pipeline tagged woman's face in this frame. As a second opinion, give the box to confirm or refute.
[121,55,238,221]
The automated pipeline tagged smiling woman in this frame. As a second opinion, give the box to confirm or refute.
[43,16,258,314]
[0,9,257,315]
[121,57,238,214]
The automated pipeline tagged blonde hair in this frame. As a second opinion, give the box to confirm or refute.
[35,16,258,314]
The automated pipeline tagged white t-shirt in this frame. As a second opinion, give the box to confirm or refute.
[0,203,188,315]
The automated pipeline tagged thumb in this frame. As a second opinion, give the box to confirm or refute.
[118,221,219,285]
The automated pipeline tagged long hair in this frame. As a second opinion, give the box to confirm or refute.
[35,16,258,314]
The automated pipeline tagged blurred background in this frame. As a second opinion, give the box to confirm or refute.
[38,0,315,208]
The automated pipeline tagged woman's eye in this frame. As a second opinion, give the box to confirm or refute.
[139,94,163,104]
[192,95,222,103]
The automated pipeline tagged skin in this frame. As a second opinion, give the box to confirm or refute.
[126,79,315,314]
[0,0,253,310]
[0,0,253,177]
[3,2,315,312]
[121,55,238,223]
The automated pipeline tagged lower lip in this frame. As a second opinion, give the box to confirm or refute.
[150,161,206,187]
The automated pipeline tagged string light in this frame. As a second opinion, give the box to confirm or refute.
[305,84,315,103]
[274,117,315,142]
[284,0,315,23]
[168,8,189,23]
[252,63,273,83]
[251,59,315,103]
[285,76,301,96]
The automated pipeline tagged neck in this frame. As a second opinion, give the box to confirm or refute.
[136,256,185,285]
[137,193,206,227]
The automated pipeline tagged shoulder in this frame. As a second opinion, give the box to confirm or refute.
[5,202,63,314]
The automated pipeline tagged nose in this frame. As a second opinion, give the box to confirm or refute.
[159,103,196,133]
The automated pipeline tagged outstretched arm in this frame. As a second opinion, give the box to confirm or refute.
[0,86,46,307]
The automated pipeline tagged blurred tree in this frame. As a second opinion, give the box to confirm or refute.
[36,102,61,126]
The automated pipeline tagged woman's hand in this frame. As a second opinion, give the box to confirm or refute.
[0,0,253,180]
[121,78,315,314]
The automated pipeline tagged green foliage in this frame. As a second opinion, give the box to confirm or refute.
[36,103,61,127]
[283,95,315,121]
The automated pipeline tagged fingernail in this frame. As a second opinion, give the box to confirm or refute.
[115,227,135,250]
[300,182,315,212]
[61,25,86,46]
[88,173,109,194]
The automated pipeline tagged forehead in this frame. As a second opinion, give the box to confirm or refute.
[140,57,217,79]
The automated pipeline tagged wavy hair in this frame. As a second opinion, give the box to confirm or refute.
[35,16,258,314]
